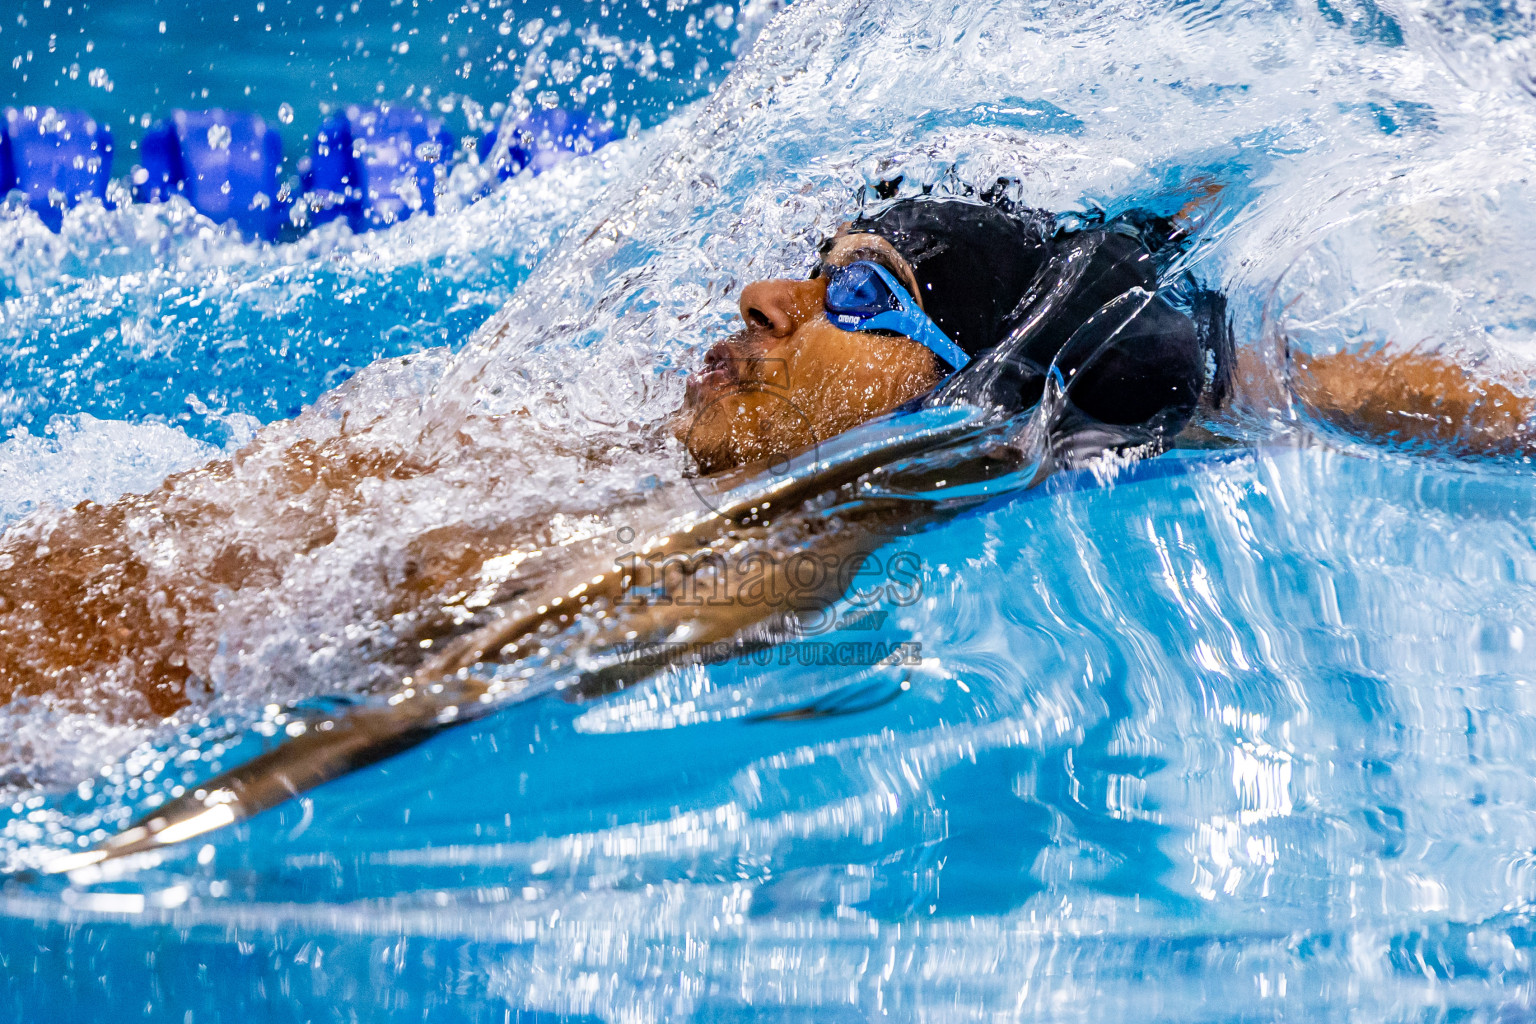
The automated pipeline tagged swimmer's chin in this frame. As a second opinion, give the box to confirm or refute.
[672,398,735,476]
[673,376,779,476]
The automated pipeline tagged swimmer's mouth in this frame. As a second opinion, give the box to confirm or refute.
[684,337,745,407]
[686,366,736,402]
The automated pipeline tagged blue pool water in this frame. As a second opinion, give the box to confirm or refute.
[9,447,1536,1021]
[6,0,1536,1020]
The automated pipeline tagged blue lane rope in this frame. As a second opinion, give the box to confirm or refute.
[2,102,615,237]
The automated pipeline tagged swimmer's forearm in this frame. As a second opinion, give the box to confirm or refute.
[1291,348,1536,455]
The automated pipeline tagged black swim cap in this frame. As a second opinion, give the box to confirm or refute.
[848,197,1050,358]
[848,194,1232,429]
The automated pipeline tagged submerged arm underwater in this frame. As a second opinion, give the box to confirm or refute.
[52,401,1023,870]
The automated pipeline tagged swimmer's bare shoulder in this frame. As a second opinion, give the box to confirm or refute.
[0,426,525,719]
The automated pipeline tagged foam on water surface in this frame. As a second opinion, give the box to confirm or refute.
[5,0,1536,1018]
[0,415,229,526]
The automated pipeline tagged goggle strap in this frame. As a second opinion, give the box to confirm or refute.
[853,262,970,373]
[909,317,971,373]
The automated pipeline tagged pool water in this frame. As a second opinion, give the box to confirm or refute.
[9,447,1536,1021]
[6,0,1536,1020]
[1,0,755,450]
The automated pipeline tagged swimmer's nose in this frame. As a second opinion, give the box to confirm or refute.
[739,278,821,338]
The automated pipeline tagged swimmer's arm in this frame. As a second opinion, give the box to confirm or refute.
[1290,347,1536,455]
[0,429,437,716]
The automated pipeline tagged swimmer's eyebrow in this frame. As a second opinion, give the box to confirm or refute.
[808,243,906,282]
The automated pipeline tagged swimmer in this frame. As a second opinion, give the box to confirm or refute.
[34,187,1536,867]
[3,189,1532,728]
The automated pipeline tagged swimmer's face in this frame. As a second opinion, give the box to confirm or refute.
[676,230,944,474]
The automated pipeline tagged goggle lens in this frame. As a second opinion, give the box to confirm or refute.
[824,262,899,319]
[816,258,970,373]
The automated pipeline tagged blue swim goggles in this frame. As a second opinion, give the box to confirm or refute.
[821,260,971,374]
